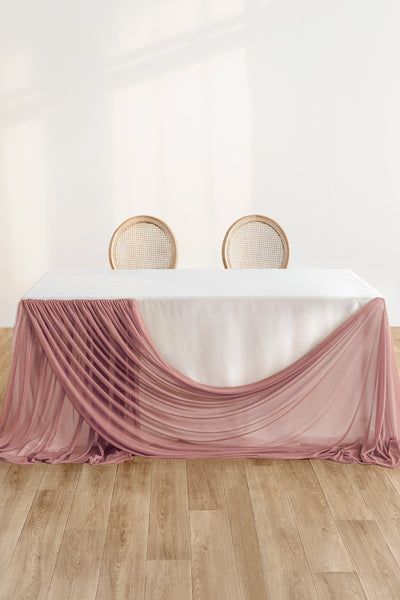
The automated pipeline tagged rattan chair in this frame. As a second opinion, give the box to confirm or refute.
[109,215,177,269]
[222,215,289,269]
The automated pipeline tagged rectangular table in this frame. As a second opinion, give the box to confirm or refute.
[1,269,399,466]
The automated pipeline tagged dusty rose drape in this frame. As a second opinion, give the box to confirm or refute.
[0,297,400,466]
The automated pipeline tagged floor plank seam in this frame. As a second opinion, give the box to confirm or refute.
[280,460,330,597]
[241,461,271,599]
[143,459,155,599]
[185,462,195,600]
[333,520,381,600]
[44,467,83,600]
[0,467,47,594]
[94,464,119,600]
[220,465,244,600]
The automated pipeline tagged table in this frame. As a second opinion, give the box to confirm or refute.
[24,269,381,385]
[1,269,399,466]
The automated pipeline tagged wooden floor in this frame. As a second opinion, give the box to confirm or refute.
[1,329,400,599]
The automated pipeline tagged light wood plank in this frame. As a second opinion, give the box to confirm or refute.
[0,488,75,599]
[187,459,225,510]
[347,464,400,567]
[190,509,241,600]
[383,466,400,497]
[280,460,353,572]
[106,459,150,530]
[47,530,105,600]
[0,464,10,488]
[96,459,151,600]
[0,328,13,406]
[313,572,367,600]
[337,519,400,600]
[147,460,190,560]
[221,460,269,600]
[245,460,319,600]
[144,560,192,600]
[47,464,116,598]
[0,465,46,577]
[391,327,400,347]
[40,464,82,491]
[66,464,116,530]
[2,464,45,491]
[311,460,371,520]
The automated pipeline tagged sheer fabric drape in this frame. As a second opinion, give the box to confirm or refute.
[0,298,399,466]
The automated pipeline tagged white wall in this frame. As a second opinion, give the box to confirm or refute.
[1,0,400,325]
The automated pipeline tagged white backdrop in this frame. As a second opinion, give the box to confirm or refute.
[1,0,400,326]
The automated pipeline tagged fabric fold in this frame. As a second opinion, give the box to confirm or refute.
[0,297,399,466]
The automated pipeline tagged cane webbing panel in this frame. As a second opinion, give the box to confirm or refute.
[113,222,175,269]
[227,220,286,268]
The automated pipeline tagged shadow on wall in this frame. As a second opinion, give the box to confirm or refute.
[0,0,260,326]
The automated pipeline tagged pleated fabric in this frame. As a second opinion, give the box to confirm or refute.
[0,297,399,466]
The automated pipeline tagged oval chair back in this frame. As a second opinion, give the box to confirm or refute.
[222,215,289,269]
[109,215,177,269]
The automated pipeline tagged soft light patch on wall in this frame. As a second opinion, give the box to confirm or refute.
[0,118,48,307]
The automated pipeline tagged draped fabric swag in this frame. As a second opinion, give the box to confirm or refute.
[0,297,399,466]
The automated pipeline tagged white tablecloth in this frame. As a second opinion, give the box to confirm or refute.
[25,269,381,386]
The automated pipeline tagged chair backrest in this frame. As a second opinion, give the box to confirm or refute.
[222,215,289,269]
[109,215,177,269]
